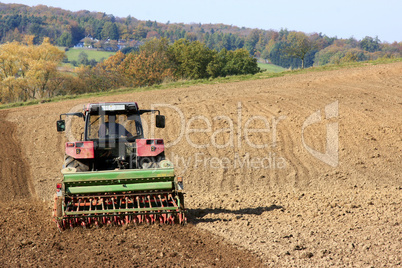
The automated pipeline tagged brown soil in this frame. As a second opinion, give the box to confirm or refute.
[0,111,35,202]
[0,62,401,266]
[0,200,261,267]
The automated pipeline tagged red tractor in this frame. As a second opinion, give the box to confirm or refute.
[54,102,185,229]
[57,102,170,171]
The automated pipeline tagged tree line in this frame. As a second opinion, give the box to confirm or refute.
[0,37,259,104]
[74,38,259,94]
[1,3,401,70]
[266,30,401,69]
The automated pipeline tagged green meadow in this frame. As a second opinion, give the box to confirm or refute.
[64,48,116,62]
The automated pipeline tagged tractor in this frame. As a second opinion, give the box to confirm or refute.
[53,102,185,230]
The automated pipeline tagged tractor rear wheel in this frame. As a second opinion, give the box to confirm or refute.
[64,155,89,172]
[179,192,185,209]
[56,197,62,218]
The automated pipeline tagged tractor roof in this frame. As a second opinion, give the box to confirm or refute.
[85,102,139,114]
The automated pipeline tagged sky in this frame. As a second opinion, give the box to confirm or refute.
[1,0,401,42]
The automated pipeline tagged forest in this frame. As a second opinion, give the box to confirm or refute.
[0,3,401,104]
[1,3,401,69]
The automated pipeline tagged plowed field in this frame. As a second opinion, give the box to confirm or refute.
[0,62,401,266]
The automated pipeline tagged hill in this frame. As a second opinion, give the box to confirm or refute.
[1,3,401,69]
[0,62,401,266]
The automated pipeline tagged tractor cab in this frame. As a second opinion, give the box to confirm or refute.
[57,102,167,170]
[84,103,145,143]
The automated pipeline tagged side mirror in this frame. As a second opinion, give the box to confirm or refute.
[155,115,165,128]
[57,120,66,132]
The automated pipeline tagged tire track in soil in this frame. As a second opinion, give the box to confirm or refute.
[0,110,35,201]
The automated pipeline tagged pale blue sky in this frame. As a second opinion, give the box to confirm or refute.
[1,0,401,42]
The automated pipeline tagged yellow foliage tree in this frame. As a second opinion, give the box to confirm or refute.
[0,37,65,103]
[120,51,174,87]
[94,50,127,88]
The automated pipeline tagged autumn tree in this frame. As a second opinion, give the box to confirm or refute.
[120,51,174,87]
[27,37,65,98]
[94,50,126,88]
[283,32,316,69]
[0,37,65,103]
[169,39,214,79]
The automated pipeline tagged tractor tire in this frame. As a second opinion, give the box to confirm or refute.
[64,155,89,172]
[56,197,63,218]
[179,192,185,209]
